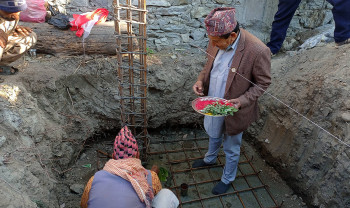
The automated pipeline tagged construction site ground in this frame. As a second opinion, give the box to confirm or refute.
[3,42,349,207]
[55,126,307,208]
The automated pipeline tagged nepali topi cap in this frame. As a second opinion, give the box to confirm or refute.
[0,0,27,13]
[113,126,139,160]
[205,7,237,36]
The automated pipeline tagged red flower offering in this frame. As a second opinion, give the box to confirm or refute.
[195,100,216,110]
[192,96,237,117]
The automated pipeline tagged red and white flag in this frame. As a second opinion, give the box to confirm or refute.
[70,8,109,39]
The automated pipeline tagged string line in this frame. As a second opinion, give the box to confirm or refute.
[194,45,350,148]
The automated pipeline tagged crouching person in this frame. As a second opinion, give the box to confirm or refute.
[0,0,37,77]
[80,126,179,208]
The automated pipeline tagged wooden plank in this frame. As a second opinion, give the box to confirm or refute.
[20,21,119,56]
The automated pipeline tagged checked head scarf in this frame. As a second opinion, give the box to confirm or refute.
[113,126,139,160]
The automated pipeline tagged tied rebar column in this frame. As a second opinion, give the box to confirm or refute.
[114,0,148,156]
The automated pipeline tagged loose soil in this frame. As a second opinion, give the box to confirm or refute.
[1,42,349,207]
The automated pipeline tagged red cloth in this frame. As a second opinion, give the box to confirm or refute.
[70,8,109,37]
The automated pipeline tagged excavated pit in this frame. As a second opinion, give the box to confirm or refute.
[54,126,306,208]
[1,44,349,208]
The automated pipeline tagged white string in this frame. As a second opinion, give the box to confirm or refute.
[234,71,350,148]
[194,45,350,148]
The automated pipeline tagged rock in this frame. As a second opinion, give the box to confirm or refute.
[264,139,270,144]
[157,6,190,16]
[0,136,6,147]
[283,38,298,51]
[299,25,334,50]
[70,0,89,7]
[80,153,87,160]
[70,184,85,195]
[146,0,171,7]
[190,29,206,41]
[163,25,188,34]
[0,182,37,207]
[191,7,211,19]
[181,34,190,43]
[172,0,190,5]
[186,19,201,28]
[345,100,350,109]
[321,107,332,117]
[215,0,233,4]
[286,51,298,57]
[148,25,161,30]
[340,112,350,122]
[0,156,4,166]
[168,37,181,45]
[154,39,162,44]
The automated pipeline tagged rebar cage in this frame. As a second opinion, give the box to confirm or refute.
[114,0,148,153]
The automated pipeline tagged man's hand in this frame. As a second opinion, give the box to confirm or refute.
[193,80,204,96]
[13,25,32,37]
[0,30,8,48]
[227,98,241,109]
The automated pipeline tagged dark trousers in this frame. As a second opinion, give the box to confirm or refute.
[267,0,350,54]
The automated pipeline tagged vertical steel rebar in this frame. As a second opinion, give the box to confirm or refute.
[114,0,148,158]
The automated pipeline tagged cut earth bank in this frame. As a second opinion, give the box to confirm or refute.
[0,43,349,208]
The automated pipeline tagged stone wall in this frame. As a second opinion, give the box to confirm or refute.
[48,0,333,52]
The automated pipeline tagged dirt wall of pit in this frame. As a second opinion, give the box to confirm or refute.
[0,43,349,207]
[246,44,350,207]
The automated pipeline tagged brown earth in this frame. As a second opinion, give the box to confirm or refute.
[0,42,349,207]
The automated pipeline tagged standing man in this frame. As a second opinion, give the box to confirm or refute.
[267,0,350,55]
[192,7,271,195]
[0,0,37,77]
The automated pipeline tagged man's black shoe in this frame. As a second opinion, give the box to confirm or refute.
[212,181,230,195]
[192,159,215,168]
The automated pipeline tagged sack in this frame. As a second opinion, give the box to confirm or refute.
[48,13,71,30]
[20,0,46,23]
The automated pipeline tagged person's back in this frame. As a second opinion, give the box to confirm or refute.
[81,126,179,208]
[88,170,151,208]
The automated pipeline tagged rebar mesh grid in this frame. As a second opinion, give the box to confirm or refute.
[95,136,283,207]
[113,0,148,152]
[147,136,282,208]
